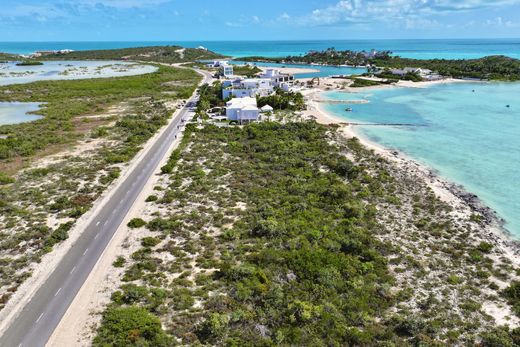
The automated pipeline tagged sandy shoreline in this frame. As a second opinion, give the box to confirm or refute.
[303,85,520,257]
[257,65,320,75]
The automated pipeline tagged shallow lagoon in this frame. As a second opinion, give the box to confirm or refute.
[0,61,157,86]
[324,82,520,236]
[0,102,42,126]
[231,61,367,79]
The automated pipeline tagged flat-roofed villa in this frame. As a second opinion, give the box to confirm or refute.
[226,97,260,124]
[259,68,294,91]
[222,78,274,99]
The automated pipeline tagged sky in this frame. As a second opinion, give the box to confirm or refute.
[0,0,520,41]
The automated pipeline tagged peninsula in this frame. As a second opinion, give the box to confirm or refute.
[0,43,519,347]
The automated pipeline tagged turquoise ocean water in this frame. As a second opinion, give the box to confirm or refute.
[1,39,520,59]
[323,84,520,236]
[230,61,367,78]
[2,39,520,237]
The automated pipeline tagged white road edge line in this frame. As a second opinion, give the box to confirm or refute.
[94,233,99,240]
[54,288,62,297]
[70,266,76,274]
[96,221,100,226]
[36,312,44,323]
[83,248,89,256]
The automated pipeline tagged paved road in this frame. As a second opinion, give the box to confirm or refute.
[0,69,212,347]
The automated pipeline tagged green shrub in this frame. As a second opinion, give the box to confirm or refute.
[0,172,15,185]
[43,222,74,252]
[196,313,230,343]
[113,256,126,268]
[93,306,171,347]
[503,281,520,316]
[141,237,161,247]
[128,218,147,229]
[145,195,158,202]
[478,242,494,253]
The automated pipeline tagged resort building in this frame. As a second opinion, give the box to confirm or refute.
[388,67,443,81]
[206,60,229,68]
[220,64,234,78]
[259,69,294,91]
[222,78,274,99]
[390,67,433,77]
[225,97,260,124]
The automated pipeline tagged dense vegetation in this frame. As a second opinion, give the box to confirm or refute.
[350,78,384,88]
[196,82,226,115]
[0,53,19,62]
[0,65,198,170]
[94,119,520,346]
[42,46,224,64]
[257,88,306,111]
[372,55,520,81]
[15,61,43,66]
[377,70,423,82]
[242,48,520,81]
[94,122,401,345]
[0,65,201,309]
[94,306,172,346]
[239,47,391,66]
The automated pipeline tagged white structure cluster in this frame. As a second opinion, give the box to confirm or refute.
[222,78,273,99]
[389,67,442,81]
[222,68,294,99]
[218,67,294,124]
[29,49,75,58]
[206,60,234,77]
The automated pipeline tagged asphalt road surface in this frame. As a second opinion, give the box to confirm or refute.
[0,69,212,347]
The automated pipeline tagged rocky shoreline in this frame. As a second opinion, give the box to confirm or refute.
[304,87,520,262]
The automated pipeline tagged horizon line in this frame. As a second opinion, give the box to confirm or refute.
[1,38,520,43]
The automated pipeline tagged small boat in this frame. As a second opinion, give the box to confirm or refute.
[345,107,353,112]
[506,105,511,108]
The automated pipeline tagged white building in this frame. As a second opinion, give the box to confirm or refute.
[226,97,260,124]
[220,64,234,78]
[206,60,229,68]
[259,69,294,91]
[390,67,433,77]
[222,78,273,99]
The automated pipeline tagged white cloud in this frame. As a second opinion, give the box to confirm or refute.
[486,16,519,28]
[290,0,520,27]
[225,15,262,27]
[0,0,171,21]
[1,4,68,20]
[76,0,171,9]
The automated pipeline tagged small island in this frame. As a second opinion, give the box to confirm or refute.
[240,48,520,81]
[15,61,44,66]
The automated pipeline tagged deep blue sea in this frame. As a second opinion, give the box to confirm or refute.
[1,39,520,59]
